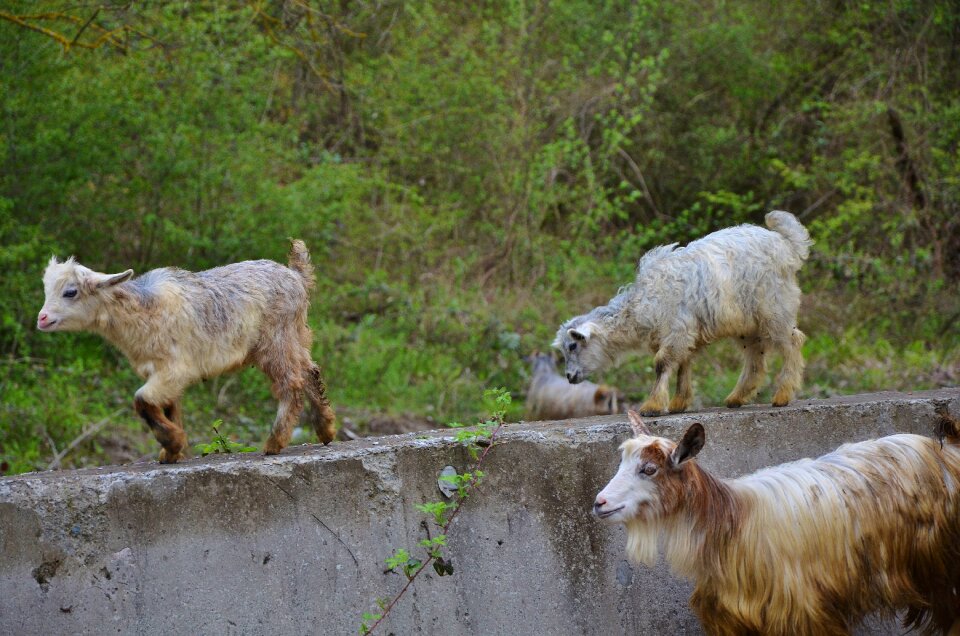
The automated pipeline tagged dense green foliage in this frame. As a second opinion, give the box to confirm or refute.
[1,1,957,474]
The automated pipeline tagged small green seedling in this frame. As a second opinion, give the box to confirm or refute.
[194,420,257,456]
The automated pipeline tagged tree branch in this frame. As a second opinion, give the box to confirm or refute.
[47,409,125,470]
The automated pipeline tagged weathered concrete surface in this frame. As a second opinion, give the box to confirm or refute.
[1,388,958,636]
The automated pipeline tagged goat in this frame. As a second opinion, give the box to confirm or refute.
[594,410,960,636]
[554,211,812,415]
[37,240,336,463]
[525,352,620,421]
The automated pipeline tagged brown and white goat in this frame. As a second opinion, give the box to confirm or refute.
[594,410,960,636]
[525,352,620,421]
[37,240,336,463]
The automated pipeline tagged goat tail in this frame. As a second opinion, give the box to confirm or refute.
[287,238,316,292]
[765,211,813,262]
[935,411,960,447]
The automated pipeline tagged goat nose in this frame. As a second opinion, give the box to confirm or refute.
[567,372,575,382]
[594,496,607,510]
[38,313,48,323]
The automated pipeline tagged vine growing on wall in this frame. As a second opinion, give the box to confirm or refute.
[359,387,511,635]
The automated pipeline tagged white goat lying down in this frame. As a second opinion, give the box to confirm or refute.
[37,240,336,463]
[595,410,960,636]
[555,211,812,415]
[525,352,619,421]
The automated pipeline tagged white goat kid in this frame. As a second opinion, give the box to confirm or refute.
[555,211,812,415]
[525,352,619,421]
[594,410,960,636]
[37,240,336,463]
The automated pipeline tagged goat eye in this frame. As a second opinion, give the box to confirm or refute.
[62,289,78,299]
[568,342,577,352]
[640,464,657,476]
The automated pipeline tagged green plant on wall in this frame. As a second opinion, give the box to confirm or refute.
[359,388,510,635]
[193,421,257,456]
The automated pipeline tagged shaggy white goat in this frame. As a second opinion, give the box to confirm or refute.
[594,410,960,636]
[525,352,620,421]
[37,240,336,463]
[555,211,812,415]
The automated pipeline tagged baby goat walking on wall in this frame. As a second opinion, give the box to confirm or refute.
[595,410,960,635]
[555,211,812,414]
[37,240,336,463]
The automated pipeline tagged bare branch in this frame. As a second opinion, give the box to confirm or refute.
[47,409,125,471]
[69,6,101,48]
[0,9,161,53]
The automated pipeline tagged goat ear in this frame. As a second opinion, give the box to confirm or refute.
[87,269,134,289]
[541,351,559,366]
[593,387,609,405]
[100,269,134,288]
[530,351,556,370]
[627,409,650,436]
[670,423,705,467]
[568,322,593,342]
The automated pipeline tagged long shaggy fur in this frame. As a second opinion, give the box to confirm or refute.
[597,414,960,635]
[555,211,812,414]
[525,353,619,421]
[38,239,336,463]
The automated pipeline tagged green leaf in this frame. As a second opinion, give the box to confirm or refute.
[415,501,449,525]
[385,548,411,571]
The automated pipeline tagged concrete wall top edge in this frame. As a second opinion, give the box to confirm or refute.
[2,388,956,490]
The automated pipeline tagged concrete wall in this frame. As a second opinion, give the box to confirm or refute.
[1,388,958,636]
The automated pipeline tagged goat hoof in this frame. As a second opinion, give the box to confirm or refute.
[158,448,185,464]
[725,399,744,409]
[668,398,689,413]
[638,408,665,417]
[263,439,285,455]
[317,427,336,446]
[316,407,337,445]
[772,390,791,407]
